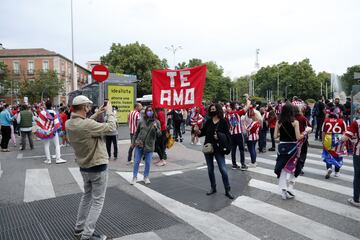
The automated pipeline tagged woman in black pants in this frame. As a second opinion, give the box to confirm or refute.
[197,103,234,199]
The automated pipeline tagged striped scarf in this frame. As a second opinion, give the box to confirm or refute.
[35,109,61,140]
[322,133,353,169]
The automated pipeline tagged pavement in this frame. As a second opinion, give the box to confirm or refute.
[0,125,359,240]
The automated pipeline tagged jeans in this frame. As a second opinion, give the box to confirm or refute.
[128,134,135,162]
[133,147,153,178]
[0,126,11,149]
[258,128,267,150]
[43,133,61,161]
[105,135,117,158]
[230,133,245,166]
[204,152,230,191]
[75,170,108,239]
[270,128,275,149]
[21,131,34,150]
[353,155,360,202]
[315,117,324,140]
[247,140,257,163]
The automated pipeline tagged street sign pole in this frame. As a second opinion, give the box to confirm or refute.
[91,65,109,106]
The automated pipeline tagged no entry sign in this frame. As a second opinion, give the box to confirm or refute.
[92,65,109,82]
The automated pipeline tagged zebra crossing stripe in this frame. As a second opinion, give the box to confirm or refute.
[306,153,353,165]
[17,153,23,159]
[68,168,84,192]
[247,167,353,196]
[116,172,260,240]
[269,155,354,172]
[233,196,359,240]
[113,231,162,240]
[24,169,55,202]
[248,179,360,222]
[117,171,144,183]
[196,166,207,170]
[162,171,183,176]
[255,158,354,182]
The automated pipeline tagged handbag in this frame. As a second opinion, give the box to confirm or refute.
[202,143,214,154]
[134,124,152,148]
[166,131,175,149]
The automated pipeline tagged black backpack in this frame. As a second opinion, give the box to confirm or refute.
[216,131,232,155]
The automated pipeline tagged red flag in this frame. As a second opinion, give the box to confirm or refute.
[152,65,207,109]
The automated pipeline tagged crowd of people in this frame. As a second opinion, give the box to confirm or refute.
[0,94,359,240]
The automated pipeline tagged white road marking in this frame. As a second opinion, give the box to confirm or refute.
[247,166,353,196]
[162,170,183,176]
[117,171,144,183]
[22,153,74,159]
[24,169,55,202]
[68,168,84,192]
[0,162,3,178]
[196,166,208,170]
[17,153,23,159]
[114,232,162,240]
[306,153,353,165]
[116,172,259,240]
[255,158,354,182]
[248,179,360,222]
[269,155,354,172]
[233,196,359,240]
[118,139,131,144]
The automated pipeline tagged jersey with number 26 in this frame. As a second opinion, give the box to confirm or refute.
[322,118,346,134]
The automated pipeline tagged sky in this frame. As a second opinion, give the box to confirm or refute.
[1,0,359,79]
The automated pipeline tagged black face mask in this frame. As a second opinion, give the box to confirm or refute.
[208,111,217,117]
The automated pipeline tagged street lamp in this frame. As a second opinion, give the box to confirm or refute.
[165,45,182,69]
[70,0,75,91]
[285,84,292,99]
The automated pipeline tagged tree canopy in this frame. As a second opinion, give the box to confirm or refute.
[101,42,168,97]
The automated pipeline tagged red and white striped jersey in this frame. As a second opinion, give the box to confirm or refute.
[322,118,346,134]
[225,109,246,135]
[345,119,360,155]
[190,113,204,126]
[128,110,140,134]
[247,121,260,141]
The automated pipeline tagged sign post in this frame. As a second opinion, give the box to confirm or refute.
[92,65,109,106]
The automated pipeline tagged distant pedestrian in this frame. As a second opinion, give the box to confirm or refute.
[127,103,142,163]
[258,107,268,153]
[130,106,160,185]
[190,107,204,145]
[154,108,167,166]
[267,105,277,151]
[274,103,307,200]
[322,103,347,179]
[17,104,35,150]
[59,107,70,147]
[66,95,116,240]
[342,106,360,208]
[0,104,14,152]
[197,103,234,199]
[35,100,66,164]
[314,96,326,141]
[247,108,261,167]
[105,112,118,161]
[171,109,183,142]
[225,100,250,170]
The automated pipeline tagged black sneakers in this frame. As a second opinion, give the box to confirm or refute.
[232,165,240,170]
[240,165,248,171]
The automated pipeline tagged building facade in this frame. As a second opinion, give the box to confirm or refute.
[0,46,90,104]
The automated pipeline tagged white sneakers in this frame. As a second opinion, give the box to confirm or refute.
[43,158,67,164]
[130,177,137,185]
[334,172,340,177]
[130,177,150,185]
[325,168,333,179]
[281,189,295,200]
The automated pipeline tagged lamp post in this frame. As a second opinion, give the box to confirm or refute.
[285,84,292,99]
[70,0,75,91]
[165,45,182,69]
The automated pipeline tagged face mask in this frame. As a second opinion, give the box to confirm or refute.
[146,111,154,118]
[208,111,217,117]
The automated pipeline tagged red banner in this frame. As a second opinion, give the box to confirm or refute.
[152,65,207,109]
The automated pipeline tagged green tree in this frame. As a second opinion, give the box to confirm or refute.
[233,75,250,98]
[341,65,360,95]
[101,42,167,96]
[0,62,10,95]
[19,70,64,103]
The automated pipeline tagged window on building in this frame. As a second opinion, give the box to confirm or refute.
[42,60,49,72]
[28,61,34,74]
[13,61,20,74]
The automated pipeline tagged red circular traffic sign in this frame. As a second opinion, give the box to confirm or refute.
[91,65,109,82]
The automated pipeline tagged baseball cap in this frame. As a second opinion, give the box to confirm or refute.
[72,95,93,105]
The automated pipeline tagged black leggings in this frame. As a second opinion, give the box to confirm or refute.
[105,135,118,158]
[1,126,11,149]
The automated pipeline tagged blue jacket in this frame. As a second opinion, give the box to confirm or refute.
[0,109,14,126]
